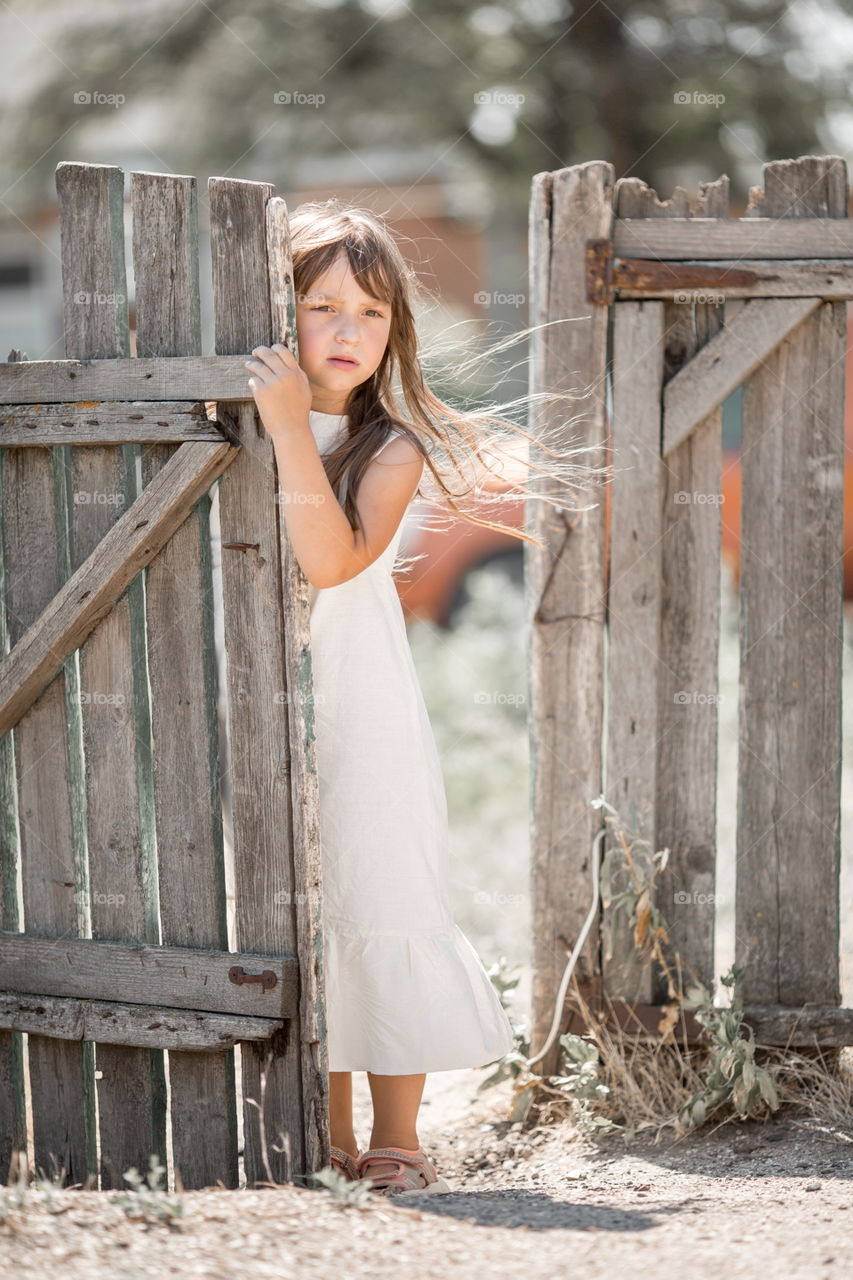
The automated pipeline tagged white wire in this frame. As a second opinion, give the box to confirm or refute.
[522,825,605,1068]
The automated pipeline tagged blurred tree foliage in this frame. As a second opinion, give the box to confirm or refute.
[5,0,852,214]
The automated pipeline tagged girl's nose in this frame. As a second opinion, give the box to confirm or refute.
[334,316,359,340]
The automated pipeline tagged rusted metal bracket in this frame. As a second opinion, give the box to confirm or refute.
[585,238,760,304]
[229,965,277,992]
[585,238,615,304]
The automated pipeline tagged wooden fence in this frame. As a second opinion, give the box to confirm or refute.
[0,163,329,1189]
[528,153,853,1074]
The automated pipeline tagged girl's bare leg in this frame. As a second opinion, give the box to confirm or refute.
[364,1072,427,1179]
[328,1071,359,1157]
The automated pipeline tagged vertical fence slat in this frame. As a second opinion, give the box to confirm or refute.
[1,432,92,1184]
[56,161,166,1188]
[0,394,27,1183]
[603,299,665,1001]
[209,176,306,1185]
[610,176,726,998]
[737,156,847,1005]
[527,162,613,1076]
[265,196,329,1178]
[132,170,238,1190]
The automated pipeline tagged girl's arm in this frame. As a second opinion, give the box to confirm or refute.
[271,427,424,589]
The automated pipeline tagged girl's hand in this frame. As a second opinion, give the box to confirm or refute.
[244,343,312,436]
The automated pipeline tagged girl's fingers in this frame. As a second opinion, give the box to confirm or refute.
[244,358,275,384]
[253,343,294,369]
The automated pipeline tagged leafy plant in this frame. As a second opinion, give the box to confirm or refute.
[115,1155,185,1229]
[678,966,780,1130]
[476,955,535,1096]
[0,1153,72,1227]
[530,799,782,1136]
[552,1033,620,1134]
[595,795,682,1036]
[310,1164,375,1206]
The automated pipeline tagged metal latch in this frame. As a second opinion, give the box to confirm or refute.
[228,964,277,991]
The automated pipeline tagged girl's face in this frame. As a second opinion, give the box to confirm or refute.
[296,254,392,414]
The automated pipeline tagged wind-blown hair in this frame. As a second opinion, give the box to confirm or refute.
[286,197,610,561]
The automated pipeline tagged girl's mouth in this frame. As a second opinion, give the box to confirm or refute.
[328,356,359,367]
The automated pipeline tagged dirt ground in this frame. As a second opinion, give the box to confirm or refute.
[4,1064,852,1280]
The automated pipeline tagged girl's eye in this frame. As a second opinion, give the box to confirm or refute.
[310,305,386,317]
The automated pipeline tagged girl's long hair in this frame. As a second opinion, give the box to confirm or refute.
[285,198,611,563]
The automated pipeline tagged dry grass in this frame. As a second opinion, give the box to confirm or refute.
[526,977,853,1142]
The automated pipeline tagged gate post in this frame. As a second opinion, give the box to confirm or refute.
[527,162,613,1077]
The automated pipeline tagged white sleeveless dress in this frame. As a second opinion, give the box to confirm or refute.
[307,408,515,1074]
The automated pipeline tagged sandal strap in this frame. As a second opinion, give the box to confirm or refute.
[357,1146,433,1191]
[329,1146,360,1178]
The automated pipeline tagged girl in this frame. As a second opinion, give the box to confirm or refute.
[244,200,605,1197]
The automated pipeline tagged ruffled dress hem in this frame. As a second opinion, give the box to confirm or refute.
[322,917,516,1075]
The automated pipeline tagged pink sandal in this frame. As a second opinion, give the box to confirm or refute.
[356,1145,451,1196]
[329,1145,361,1182]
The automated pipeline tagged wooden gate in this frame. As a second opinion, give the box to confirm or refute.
[0,163,329,1189]
[528,153,853,1073]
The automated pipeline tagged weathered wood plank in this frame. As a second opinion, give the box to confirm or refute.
[266,195,330,1181]
[0,431,26,1182]
[0,401,231,446]
[133,168,238,1190]
[602,300,665,1002]
[612,176,725,1000]
[737,157,847,1006]
[3,402,93,1182]
[610,257,853,300]
[613,216,853,260]
[0,994,284,1050]
[0,355,253,404]
[527,162,613,1079]
[0,437,236,739]
[0,932,298,1016]
[663,298,821,454]
[565,983,853,1046]
[742,1005,853,1047]
[210,175,305,1186]
[57,160,167,1191]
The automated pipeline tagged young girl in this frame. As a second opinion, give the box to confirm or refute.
[244,200,604,1197]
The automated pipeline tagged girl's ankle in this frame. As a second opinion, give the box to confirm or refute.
[368,1138,420,1151]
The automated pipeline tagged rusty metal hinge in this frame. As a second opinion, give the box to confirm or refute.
[229,965,277,991]
[585,238,760,305]
[586,238,614,304]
